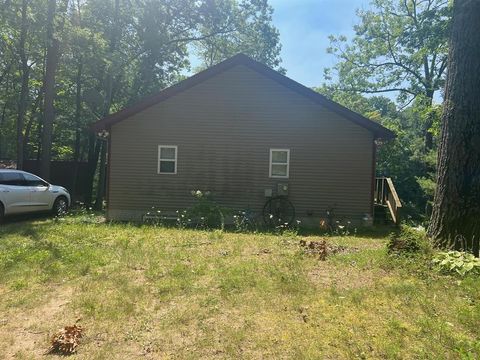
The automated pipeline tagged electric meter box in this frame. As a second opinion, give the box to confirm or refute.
[277,183,289,196]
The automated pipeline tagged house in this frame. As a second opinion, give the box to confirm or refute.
[92,54,395,226]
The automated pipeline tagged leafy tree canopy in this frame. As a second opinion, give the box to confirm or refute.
[325,0,451,105]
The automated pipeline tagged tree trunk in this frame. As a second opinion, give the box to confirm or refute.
[423,89,434,152]
[71,61,83,201]
[40,0,60,180]
[93,0,119,209]
[94,140,106,210]
[0,100,7,158]
[16,0,30,170]
[85,134,101,206]
[428,0,480,256]
[17,67,29,170]
[23,92,42,160]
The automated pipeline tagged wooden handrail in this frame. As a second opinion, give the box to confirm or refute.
[385,178,402,208]
[374,177,403,225]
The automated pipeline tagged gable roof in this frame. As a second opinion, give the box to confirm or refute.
[92,54,395,139]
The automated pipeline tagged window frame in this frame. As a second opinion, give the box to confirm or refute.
[269,148,290,179]
[157,145,178,174]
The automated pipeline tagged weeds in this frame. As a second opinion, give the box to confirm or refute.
[433,251,480,276]
[232,209,257,233]
[387,225,431,255]
[0,217,478,359]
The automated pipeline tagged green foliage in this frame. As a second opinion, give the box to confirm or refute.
[194,0,283,71]
[325,0,451,105]
[0,0,282,162]
[232,209,258,233]
[315,88,441,221]
[188,190,225,230]
[377,100,442,220]
[433,251,480,276]
[387,226,430,255]
[322,0,452,223]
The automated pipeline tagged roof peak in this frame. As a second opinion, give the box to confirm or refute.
[92,53,394,139]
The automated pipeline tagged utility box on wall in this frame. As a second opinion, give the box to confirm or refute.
[277,183,289,196]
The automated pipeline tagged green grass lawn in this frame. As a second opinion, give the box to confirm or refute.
[0,215,479,359]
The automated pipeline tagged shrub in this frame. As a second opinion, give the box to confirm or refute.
[232,209,258,233]
[387,226,430,255]
[433,251,480,276]
[188,190,225,230]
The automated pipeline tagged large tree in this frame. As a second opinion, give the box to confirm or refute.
[194,0,282,70]
[0,0,43,164]
[326,0,451,150]
[0,0,282,204]
[40,0,69,180]
[428,0,480,255]
[324,0,450,219]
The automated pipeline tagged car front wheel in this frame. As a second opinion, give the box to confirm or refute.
[52,196,68,217]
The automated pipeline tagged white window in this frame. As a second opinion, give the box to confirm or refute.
[269,149,290,178]
[158,145,177,174]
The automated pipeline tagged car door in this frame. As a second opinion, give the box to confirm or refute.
[23,172,52,211]
[0,172,33,214]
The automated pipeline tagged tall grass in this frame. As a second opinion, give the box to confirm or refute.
[0,215,478,359]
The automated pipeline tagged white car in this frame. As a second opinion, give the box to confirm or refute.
[0,169,71,221]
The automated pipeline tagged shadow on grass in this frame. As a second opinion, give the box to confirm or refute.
[1,212,52,225]
[0,214,51,242]
[124,217,397,240]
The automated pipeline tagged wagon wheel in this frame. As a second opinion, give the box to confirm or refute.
[262,196,295,228]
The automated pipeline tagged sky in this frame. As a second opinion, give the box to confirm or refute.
[269,0,371,87]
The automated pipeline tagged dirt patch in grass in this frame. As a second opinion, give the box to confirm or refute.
[308,262,385,290]
[299,238,359,260]
[0,219,478,359]
[0,286,75,358]
[128,266,148,286]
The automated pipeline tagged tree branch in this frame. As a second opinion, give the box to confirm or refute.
[339,86,417,96]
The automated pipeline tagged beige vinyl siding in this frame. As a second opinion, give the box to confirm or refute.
[108,64,374,223]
